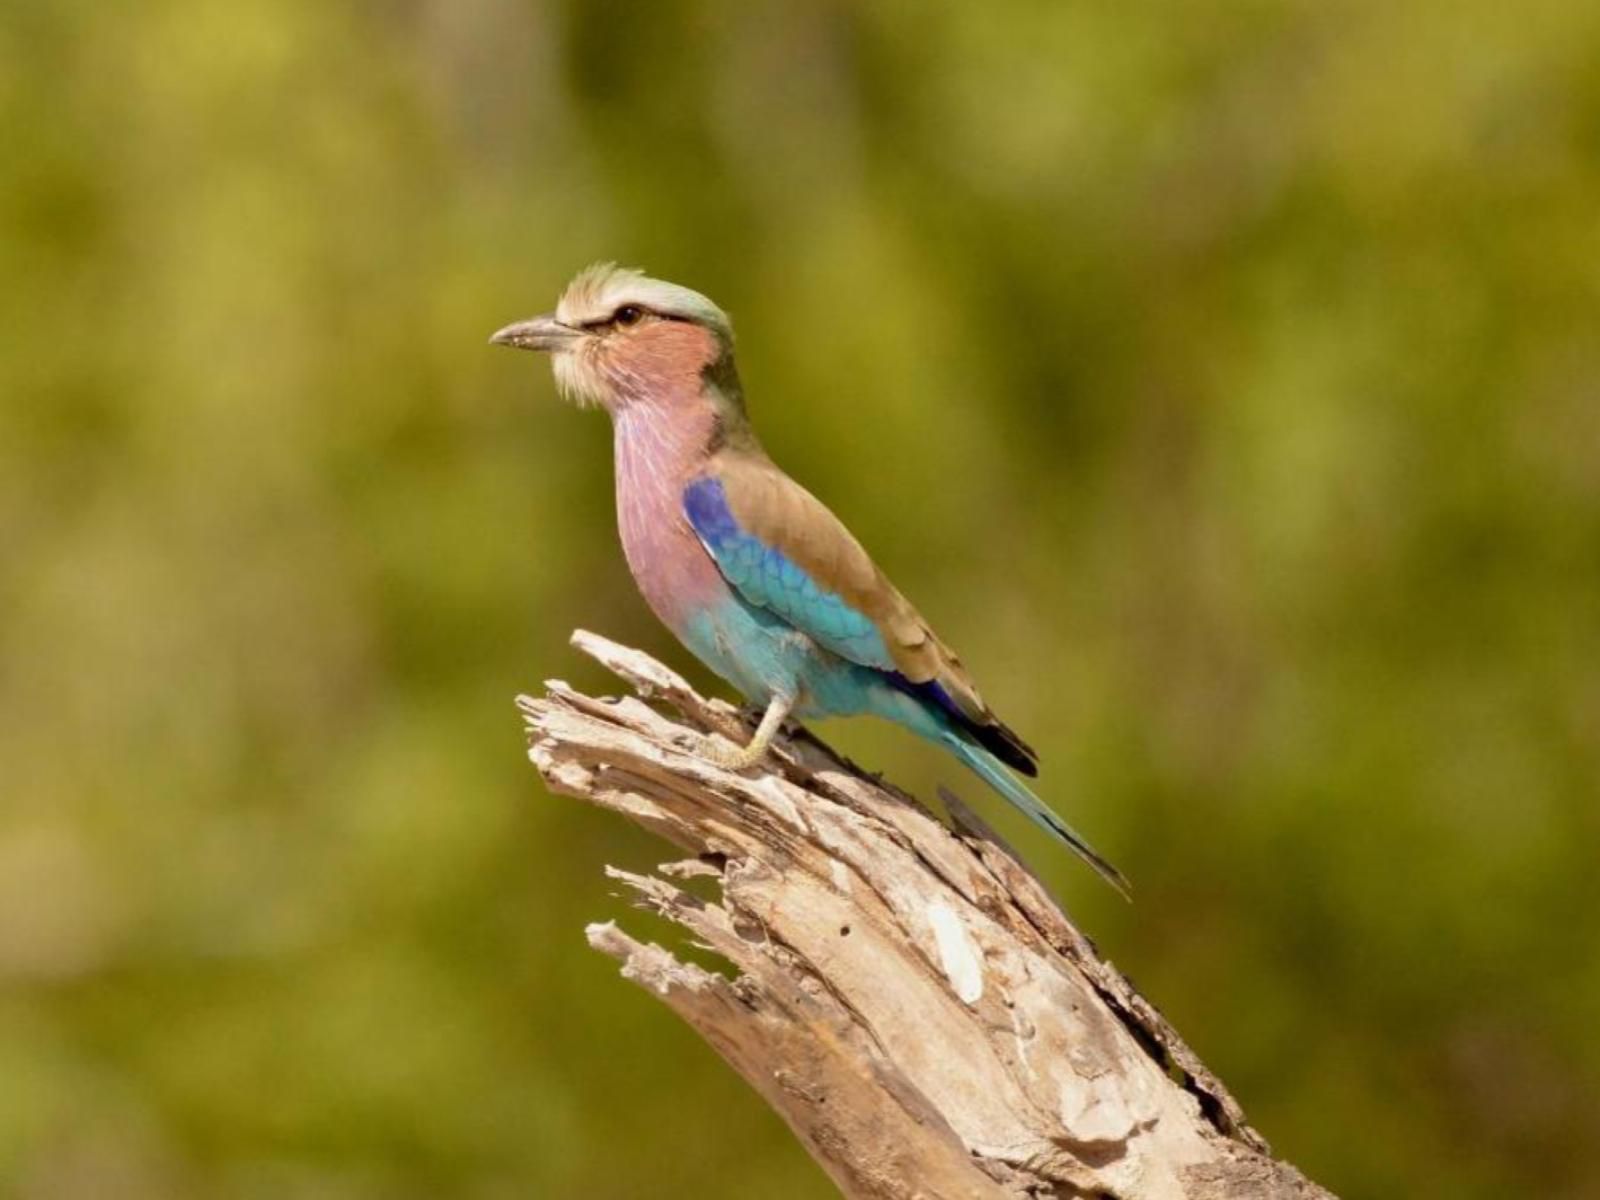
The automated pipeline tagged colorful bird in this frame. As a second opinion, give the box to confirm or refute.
[492,264,1127,894]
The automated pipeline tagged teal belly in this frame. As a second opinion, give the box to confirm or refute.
[678,596,907,722]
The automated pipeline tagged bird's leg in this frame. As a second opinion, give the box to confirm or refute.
[699,694,793,771]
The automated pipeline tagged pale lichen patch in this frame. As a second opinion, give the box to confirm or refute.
[928,899,984,1005]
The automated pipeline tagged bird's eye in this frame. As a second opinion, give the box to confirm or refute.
[613,305,644,326]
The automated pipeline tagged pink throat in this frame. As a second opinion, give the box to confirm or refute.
[611,397,727,628]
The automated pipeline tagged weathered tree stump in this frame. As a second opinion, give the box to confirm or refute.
[519,630,1335,1200]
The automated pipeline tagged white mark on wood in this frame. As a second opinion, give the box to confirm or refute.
[752,777,806,831]
[927,899,984,1005]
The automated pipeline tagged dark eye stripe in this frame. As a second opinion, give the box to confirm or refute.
[580,306,695,331]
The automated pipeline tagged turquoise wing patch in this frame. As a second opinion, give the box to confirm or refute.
[683,476,894,670]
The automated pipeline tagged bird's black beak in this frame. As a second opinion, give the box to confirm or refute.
[488,314,582,352]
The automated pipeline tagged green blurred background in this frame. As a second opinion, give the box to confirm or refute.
[4,1,1598,1196]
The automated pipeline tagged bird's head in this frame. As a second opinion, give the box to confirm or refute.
[490,263,738,414]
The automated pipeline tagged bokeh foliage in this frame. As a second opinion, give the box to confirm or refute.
[3,1,1598,1196]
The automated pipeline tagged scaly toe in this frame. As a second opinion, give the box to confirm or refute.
[696,735,764,772]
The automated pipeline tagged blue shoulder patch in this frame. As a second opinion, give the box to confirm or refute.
[682,476,740,546]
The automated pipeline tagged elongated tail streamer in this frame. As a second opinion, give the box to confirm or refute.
[943,733,1131,899]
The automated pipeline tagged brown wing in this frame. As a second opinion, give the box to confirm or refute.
[714,452,1037,773]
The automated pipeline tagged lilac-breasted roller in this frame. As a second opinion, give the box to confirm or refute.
[492,264,1127,893]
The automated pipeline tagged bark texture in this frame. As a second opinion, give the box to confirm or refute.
[520,630,1337,1200]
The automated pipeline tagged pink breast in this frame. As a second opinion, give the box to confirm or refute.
[612,401,729,630]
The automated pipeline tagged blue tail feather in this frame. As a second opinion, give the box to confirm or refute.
[942,733,1130,898]
[860,672,1129,896]
[885,672,1038,776]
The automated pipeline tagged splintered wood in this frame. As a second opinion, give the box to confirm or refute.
[519,631,1335,1200]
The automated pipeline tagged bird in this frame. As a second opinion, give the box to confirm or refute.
[491,264,1127,894]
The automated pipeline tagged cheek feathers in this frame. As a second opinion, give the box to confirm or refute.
[609,323,722,390]
[556,322,723,409]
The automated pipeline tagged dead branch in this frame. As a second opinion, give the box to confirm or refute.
[519,630,1336,1200]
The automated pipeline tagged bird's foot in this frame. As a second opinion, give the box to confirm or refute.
[685,694,794,773]
[693,733,770,773]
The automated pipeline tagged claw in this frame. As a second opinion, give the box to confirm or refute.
[697,734,769,772]
[691,694,793,772]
